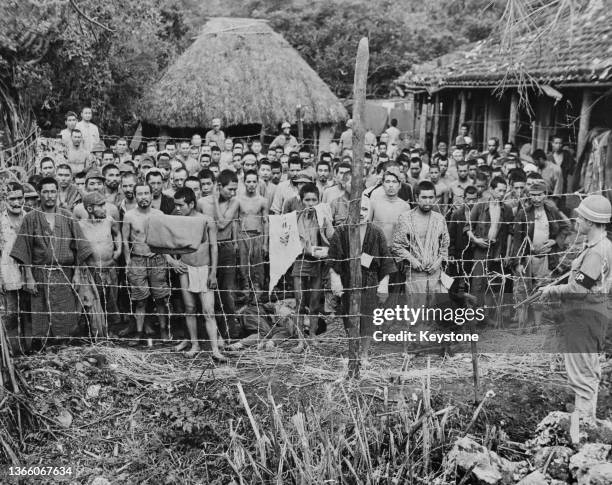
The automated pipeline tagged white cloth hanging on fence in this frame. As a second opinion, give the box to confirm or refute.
[268,212,302,294]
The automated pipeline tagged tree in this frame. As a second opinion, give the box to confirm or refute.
[232,0,503,98]
[0,0,189,141]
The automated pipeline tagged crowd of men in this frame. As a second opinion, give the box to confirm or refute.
[0,109,607,365]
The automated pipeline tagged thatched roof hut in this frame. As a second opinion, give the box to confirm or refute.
[139,17,347,137]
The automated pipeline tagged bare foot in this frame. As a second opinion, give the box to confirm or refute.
[144,324,156,336]
[264,341,275,351]
[211,351,228,362]
[227,342,244,351]
[174,340,190,352]
[185,345,201,358]
[291,342,305,353]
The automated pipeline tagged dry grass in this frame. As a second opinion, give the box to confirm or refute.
[0,319,576,483]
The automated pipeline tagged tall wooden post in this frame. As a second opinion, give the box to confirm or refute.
[348,37,369,379]
[296,104,304,145]
[508,92,519,145]
[448,96,458,146]
[458,90,467,132]
[432,93,440,151]
[0,131,5,170]
[576,89,593,162]
[419,99,428,148]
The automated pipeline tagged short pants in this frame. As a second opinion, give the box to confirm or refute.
[127,254,171,301]
[182,264,211,294]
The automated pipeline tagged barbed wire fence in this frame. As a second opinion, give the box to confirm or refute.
[0,122,608,377]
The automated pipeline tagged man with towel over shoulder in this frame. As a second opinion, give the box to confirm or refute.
[168,187,226,360]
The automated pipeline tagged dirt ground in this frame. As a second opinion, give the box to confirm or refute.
[1,318,611,484]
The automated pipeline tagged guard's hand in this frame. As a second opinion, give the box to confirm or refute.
[514,264,525,276]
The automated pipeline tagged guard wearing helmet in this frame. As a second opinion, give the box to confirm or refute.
[539,194,612,425]
[269,121,299,154]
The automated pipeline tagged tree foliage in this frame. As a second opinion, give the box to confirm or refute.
[232,0,504,98]
[0,0,189,138]
[1,0,508,139]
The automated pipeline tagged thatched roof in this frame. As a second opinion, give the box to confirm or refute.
[396,5,612,91]
[139,17,348,128]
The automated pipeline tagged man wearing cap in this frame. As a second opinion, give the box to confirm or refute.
[281,171,314,213]
[512,179,570,327]
[137,156,154,182]
[22,183,40,213]
[72,170,120,222]
[538,194,612,425]
[79,191,122,330]
[91,140,107,165]
[205,118,226,148]
[270,122,299,154]
[11,177,93,344]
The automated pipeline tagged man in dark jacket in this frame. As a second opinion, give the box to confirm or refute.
[511,180,571,326]
[466,176,514,322]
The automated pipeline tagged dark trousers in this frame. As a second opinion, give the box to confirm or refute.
[217,242,240,339]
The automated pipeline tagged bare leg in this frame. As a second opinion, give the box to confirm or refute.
[155,298,170,340]
[199,291,226,361]
[135,300,146,332]
[176,285,198,353]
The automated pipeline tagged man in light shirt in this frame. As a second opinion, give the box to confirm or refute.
[205,118,226,147]
[75,107,100,153]
[60,111,78,148]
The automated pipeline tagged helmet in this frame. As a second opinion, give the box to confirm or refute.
[575,194,612,224]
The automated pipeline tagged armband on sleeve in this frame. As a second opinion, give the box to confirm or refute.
[574,272,596,290]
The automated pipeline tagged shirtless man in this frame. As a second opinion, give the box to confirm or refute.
[197,169,215,199]
[237,170,269,299]
[119,173,138,219]
[79,191,122,328]
[122,183,174,344]
[170,187,225,359]
[427,164,450,215]
[199,170,241,339]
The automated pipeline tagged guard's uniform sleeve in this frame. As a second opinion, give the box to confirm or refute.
[548,250,602,296]
[575,251,603,289]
